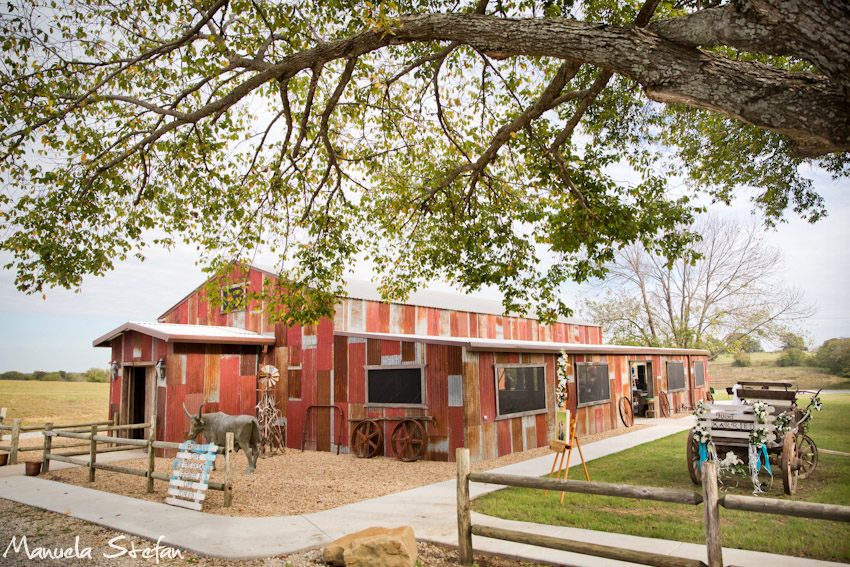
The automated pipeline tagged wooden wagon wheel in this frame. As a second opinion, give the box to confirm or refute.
[780,431,799,495]
[796,433,818,480]
[618,396,634,428]
[686,428,702,485]
[659,393,671,418]
[351,420,383,459]
[391,419,429,462]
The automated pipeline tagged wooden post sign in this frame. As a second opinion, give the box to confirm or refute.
[165,440,218,511]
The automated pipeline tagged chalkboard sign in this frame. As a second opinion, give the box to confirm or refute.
[576,363,610,407]
[367,366,425,406]
[667,361,686,392]
[495,365,547,417]
[693,361,706,388]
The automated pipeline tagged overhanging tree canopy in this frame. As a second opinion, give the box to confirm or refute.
[1,0,847,323]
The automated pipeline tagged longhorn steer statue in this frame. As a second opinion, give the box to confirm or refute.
[183,403,261,473]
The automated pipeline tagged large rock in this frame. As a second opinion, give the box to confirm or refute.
[323,526,417,567]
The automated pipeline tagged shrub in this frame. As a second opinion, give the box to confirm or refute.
[814,338,850,377]
[777,348,811,367]
[732,352,751,367]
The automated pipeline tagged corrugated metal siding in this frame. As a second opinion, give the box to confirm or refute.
[239,375,256,416]
[334,336,348,403]
[204,345,220,402]
[219,356,240,414]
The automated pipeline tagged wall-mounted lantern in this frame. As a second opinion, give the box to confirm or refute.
[110,360,120,381]
[155,358,166,384]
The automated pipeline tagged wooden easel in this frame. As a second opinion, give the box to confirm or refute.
[545,411,589,503]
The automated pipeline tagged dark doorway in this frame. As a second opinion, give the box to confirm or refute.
[630,361,654,417]
[130,367,146,439]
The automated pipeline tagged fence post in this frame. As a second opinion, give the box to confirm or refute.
[701,460,723,567]
[41,423,53,474]
[89,424,97,482]
[146,414,156,493]
[457,447,473,566]
[9,418,21,465]
[112,412,119,442]
[224,432,233,508]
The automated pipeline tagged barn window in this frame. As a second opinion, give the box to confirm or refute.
[667,361,686,392]
[366,365,426,407]
[693,361,706,388]
[495,364,547,418]
[576,362,610,407]
[221,283,247,312]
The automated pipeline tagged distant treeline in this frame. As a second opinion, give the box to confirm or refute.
[0,368,109,382]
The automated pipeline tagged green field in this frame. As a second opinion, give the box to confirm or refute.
[473,394,850,563]
[708,352,850,392]
[0,380,110,426]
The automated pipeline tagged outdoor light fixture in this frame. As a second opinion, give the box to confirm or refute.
[110,360,120,381]
[155,358,166,384]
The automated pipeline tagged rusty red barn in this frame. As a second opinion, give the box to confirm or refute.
[94,264,709,462]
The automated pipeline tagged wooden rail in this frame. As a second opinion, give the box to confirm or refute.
[41,415,234,508]
[1,418,116,465]
[456,448,850,567]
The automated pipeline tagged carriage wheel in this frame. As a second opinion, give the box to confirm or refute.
[780,431,798,495]
[686,428,702,485]
[351,420,383,458]
[391,419,429,462]
[659,393,670,418]
[796,433,818,480]
[618,396,634,428]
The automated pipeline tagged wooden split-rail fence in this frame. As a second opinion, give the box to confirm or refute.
[456,448,850,567]
[40,414,234,508]
[0,412,130,465]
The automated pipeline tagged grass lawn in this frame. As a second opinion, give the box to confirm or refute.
[0,380,110,427]
[472,394,850,563]
[708,352,850,392]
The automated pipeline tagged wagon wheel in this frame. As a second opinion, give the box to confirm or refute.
[686,428,702,485]
[780,431,799,495]
[351,420,383,459]
[618,396,634,428]
[391,419,429,462]
[796,433,818,480]
[659,393,670,418]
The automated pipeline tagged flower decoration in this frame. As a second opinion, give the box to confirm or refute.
[693,423,712,444]
[775,412,793,435]
[752,401,769,424]
[749,426,769,448]
[555,350,572,407]
[694,399,709,418]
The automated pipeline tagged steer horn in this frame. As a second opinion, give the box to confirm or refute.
[182,402,192,419]
[197,403,207,420]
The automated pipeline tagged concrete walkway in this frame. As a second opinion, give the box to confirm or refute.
[0,416,842,566]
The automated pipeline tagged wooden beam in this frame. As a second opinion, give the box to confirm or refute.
[471,525,706,567]
[467,472,703,505]
[722,494,850,523]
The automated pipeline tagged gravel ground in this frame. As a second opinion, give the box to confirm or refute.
[1,425,648,566]
[39,425,648,517]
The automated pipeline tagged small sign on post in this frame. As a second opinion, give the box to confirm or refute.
[165,440,218,511]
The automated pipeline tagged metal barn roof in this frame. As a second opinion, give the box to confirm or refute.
[158,263,596,327]
[333,330,709,356]
[93,321,275,348]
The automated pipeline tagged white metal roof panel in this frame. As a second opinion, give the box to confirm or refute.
[93,321,276,347]
[333,330,709,356]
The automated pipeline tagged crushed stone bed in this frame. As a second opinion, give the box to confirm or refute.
[41,425,649,517]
